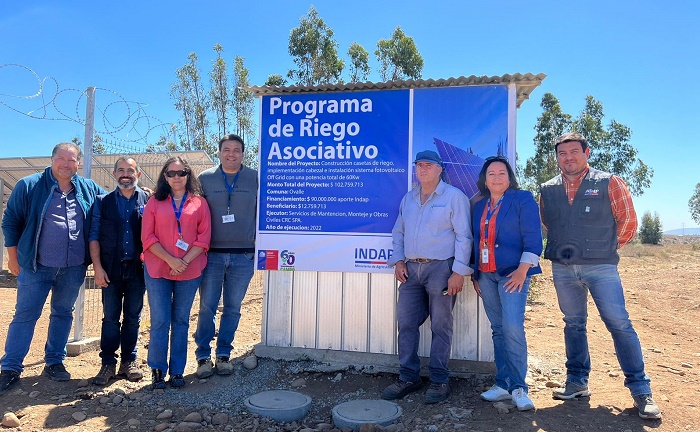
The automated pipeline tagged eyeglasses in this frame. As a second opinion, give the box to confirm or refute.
[165,170,189,178]
[485,155,509,162]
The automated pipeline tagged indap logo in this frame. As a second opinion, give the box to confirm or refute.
[280,250,296,266]
[354,248,393,264]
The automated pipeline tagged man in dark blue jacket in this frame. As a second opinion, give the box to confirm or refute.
[89,157,149,386]
[0,142,104,395]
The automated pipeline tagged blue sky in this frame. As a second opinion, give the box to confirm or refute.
[1,0,698,230]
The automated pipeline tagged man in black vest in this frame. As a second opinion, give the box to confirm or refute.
[89,157,149,385]
[540,132,660,420]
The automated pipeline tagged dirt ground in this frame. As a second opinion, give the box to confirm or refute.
[1,236,699,431]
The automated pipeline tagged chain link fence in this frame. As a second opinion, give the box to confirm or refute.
[0,148,264,346]
[76,269,265,343]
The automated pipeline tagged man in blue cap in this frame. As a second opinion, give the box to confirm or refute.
[383,150,473,404]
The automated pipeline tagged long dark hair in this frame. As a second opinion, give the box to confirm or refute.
[154,157,202,201]
[476,156,520,197]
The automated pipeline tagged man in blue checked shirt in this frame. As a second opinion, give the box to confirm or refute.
[89,157,149,386]
[1,142,104,395]
[383,150,473,404]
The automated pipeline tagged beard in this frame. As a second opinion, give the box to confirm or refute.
[117,177,138,190]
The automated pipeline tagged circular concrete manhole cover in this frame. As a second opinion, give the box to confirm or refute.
[244,390,312,423]
[332,399,402,430]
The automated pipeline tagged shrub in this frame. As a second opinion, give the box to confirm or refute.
[639,211,663,245]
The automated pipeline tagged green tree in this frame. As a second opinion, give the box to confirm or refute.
[287,6,344,86]
[689,183,700,224]
[232,56,258,168]
[264,74,287,87]
[347,42,370,83]
[146,130,179,153]
[523,93,653,197]
[71,133,105,155]
[639,211,663,245]
[171,53,214,156]
[209,44,229,139]
[171,65,194,150]
[523,93,572,192]
[573,96,653,196]
[92,133,106,154]
[375,26,424,81]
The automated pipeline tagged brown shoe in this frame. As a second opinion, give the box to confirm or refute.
[196,359,214,379]
[425,382,451,404]
[92,364,116,386]
[215,357,234,376]
[381,379,423,400]
[118,361,143,382]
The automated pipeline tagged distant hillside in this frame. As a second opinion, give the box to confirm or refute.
[664,228,700,236]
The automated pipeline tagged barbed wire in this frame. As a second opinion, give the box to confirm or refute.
[0,63,178,146]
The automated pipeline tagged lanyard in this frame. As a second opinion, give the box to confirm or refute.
[484,195,504,242]
[221,166,241,215]
[170,192,188,238]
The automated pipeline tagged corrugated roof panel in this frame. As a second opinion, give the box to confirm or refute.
[247,73,546,108]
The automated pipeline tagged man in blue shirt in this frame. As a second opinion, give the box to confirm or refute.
[383,150,473,404]
[0,143,104,395]
[89,157,149,385]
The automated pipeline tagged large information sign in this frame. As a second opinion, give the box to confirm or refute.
[256,85,512,273]
[257,90,410,272]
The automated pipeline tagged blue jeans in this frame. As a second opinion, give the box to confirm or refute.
[552,263,651,396]
[397,260,455,384]
[99,261,145,365]
[478,271,530,392]
[144,270,201,376]
[195,251,254,360]
[1,264,87,373]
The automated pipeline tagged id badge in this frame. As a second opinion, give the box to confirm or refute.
[481,248,489,264]
[222,214,235,223]
[175,238,190,251]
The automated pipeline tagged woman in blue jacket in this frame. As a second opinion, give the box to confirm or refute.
[471,156,543,411]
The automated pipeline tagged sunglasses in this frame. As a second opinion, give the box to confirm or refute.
[165,170,190,178]
[485,155,509,162]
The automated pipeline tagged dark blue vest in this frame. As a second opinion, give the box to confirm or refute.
[541,168,619,264]
[98,189,148,280]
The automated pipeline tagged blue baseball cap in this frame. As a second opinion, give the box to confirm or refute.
[413,150,442,165]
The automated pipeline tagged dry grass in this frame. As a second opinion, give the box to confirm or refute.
[618,242,668,258]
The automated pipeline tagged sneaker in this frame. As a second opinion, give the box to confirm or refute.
[196,358,214,379]
[481,384,511,402]
[169,374,186,388]
[215,357,234,376]
[43,363,71,382]
[151,369,166,390]
[552,382,590,400]
[512,388,535,411]
[0,370,21,396]
[425,382,451,404]
[633,394,662,420]
[92,364,117,386]
[118,361,143,382]
[381,379,424,400]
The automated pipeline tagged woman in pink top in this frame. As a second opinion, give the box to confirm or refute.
[141,157,211,389]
